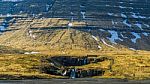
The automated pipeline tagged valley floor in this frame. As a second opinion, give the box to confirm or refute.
[0,49,150,80]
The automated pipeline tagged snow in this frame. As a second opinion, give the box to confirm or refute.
[107,13,113,16]
[123,19,131,27]
[119,6,126,9]
[134,23,143,30]
[129,48,136,51]
[112,20,118,25]
[30,52,40,54]
[112,20,115,25]
[46,4,50,11]
[120,33,128,38]
[143,32,149,36]
[131,13,138,18]
[107,30,123,44]
[131,13,146,19]
[81,11,86,19]
[88,29,91,32]
[121,13,127,18]
[101,39,114,48]
[114,14,118,17]
[24,52,40,55]
[71,12,74,15]
[98,46,102,49]
[6,14,11,17]
[29,33,32,37]
[129,7,134,9]
[32,35,36,39]
[118,6,133,9]
[29,30,32,33]
[106,5,110,7]
[144,24,150,27]
[24,52,30,55]
[131,32,141,43]
[68,23,73,27]
[99,29,105,32]
[62,70,67,76]
[119,2,124,4]
[138,15,146,19]
[80,5,85,8]
[0,26,5,31]
[129,3,134,5]
[71,17,74,22]
[92,35,99,41]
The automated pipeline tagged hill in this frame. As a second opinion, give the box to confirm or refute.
[0,0,150,80]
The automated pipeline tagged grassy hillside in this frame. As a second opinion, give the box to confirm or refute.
[0,54,65,79]
[0,18,149,80]
[0,45,25,54]
[0,46,150,80]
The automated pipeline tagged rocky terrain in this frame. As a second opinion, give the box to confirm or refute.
[0,0,150,50]
[0,0,150,80]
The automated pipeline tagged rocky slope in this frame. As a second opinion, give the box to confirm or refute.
[0,0,150,80]
[0,0,150,51]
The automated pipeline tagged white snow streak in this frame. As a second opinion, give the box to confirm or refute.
[107,30,123,44]
[92,35,99,41]
[143,32,149,36]
[101,39,114,48]
[134,23,143,30]
[131,32,141,43]
[121,13,127,18]
[123,19,131,27]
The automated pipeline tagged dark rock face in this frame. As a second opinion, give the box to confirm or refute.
[40,56,110,78]
[0,0,54,15]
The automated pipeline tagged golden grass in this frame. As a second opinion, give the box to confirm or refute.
[0,18,149,80]
[0,49,149,80]
[0,54,65,79]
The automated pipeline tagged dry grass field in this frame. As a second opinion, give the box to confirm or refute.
[0,18,150,80]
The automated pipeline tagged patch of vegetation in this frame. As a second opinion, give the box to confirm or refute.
[0,18,149,80]
[0,54,65,79]
[0,45,25,54]
[0,49,149,80]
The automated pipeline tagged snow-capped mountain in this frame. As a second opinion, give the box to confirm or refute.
[0,0,150,50]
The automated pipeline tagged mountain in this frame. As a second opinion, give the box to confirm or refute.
[0,0,150,80]
[0,0,150,51]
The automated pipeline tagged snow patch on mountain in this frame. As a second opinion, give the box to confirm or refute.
[144,24,150,28]
[121,13,127,18]
[101,39,114,48]
[129,48,136,51]
[143,32,149,36]
[0,26,5,31]
[92,35,99,41]
[134,23,143,30]
[99,29,105,32]
[123,19,131,27]
[120,33,128,38]
[81,11,86,19]
[131,32,141,43]
[98,45,102,49]
[24,52,40,55]
[107,30,123,44]
[131,13,146,19]
[131,13,139,18]
[107,13,113,16]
